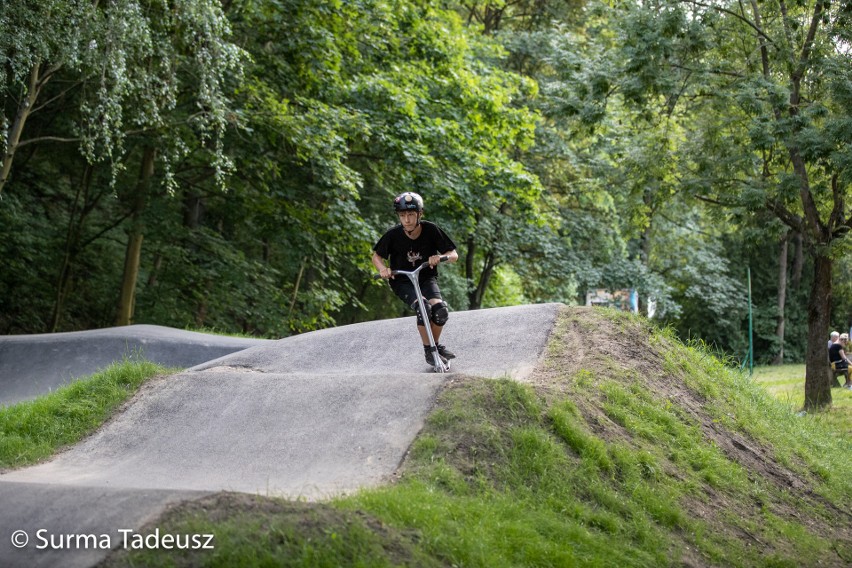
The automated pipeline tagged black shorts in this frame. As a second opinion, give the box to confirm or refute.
[390,277,442,308]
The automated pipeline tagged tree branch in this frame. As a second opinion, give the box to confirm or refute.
[683,0,774,45]
[32,81,82,114]
[828,173,850,238]
[79,209,135,250]
[693,194,741,208]
[765,199,804,233]
[794,0,827,84]
[0,64,44,194]
[17,136,82,148]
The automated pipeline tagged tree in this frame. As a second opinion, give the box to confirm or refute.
[2,0,245,328]
[611,0,852,409]
[1,0,243,195]
[225,0,542,323]
[493,10,696,315]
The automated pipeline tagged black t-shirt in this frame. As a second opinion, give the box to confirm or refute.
[829,342,847,367]
[373,220,456,281]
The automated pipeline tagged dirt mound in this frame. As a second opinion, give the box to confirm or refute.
[521,306,852,564]
[531,307,813,493]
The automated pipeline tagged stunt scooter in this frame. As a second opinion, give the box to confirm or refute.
[375,256,452,373]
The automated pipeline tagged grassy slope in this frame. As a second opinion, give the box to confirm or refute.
[99,307,850,566]
[0,358,170,469]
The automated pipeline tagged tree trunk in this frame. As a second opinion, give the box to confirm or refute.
[465,234,477,307]
[771,233,789,365]
[117,234,144,325]
[804,254,833,410]
[468,251,495,310]
[146,255,162,288]
[116,147,156,325]
[48,165,98,333]
[183,190,203,229]
[49,253,74,333]
[791,231,804,289]
[288,258,307,320]
[0,64,59,194]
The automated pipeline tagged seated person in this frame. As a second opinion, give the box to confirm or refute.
[828,330,839,352]
[828,333,852,389]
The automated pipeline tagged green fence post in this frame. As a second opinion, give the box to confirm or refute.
[747,266,753,376]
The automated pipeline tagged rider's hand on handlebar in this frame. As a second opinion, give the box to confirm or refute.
[379,266,394,279]
[428,255,443,268]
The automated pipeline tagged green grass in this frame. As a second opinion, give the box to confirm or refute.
[0,357,170,468]
[102,493,444,568]
[752,363,852,439]
[107,308,852,567]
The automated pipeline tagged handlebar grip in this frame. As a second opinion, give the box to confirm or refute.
[440,255,449,262]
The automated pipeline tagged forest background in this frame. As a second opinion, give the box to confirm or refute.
[3,0,852,408]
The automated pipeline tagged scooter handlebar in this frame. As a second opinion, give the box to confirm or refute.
[373,255,450,279]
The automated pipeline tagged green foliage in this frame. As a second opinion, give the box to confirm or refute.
[198,0,545,329]
[4,0,852,367]
[502,0,852,363]
[1,0,245,181]
[0,191,57,332]
[1,0,545,335]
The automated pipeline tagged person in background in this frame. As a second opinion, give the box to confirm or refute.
[828,333,852,389]
[829,330,839,350]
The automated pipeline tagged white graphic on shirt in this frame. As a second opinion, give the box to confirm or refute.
[407,250,422,266]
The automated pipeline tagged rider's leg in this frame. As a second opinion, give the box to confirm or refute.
[398,278,453,363]
[414,312,444,347]
[390,279,447,365]
[427,298,445,342]
[412,304,446,364]
[420,276,453,359]
[426,297,455,359]
[416,323,446,344]
[416,323,431,344]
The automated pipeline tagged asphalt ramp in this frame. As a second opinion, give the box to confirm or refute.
[0,325,270,406]
[0,303,561,567]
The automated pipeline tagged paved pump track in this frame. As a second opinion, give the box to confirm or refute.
[0,325,271,406]
[0,303,561,568]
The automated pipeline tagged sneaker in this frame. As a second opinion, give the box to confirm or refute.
[424,346,448,366]
[436,344,456,360]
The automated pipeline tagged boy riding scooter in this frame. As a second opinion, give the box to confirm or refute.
[372,192,459,367]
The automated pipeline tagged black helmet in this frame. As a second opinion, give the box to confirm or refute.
[393,192,424,213]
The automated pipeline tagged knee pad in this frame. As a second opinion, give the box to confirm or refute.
[431,301,449,326]
[412,302,426,326]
